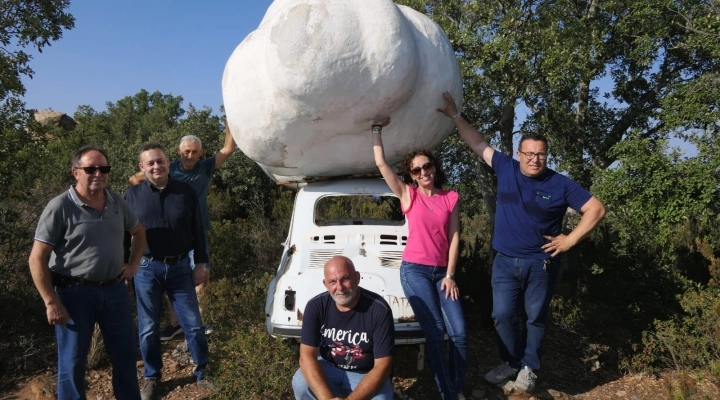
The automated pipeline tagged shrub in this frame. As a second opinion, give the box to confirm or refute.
[210,328,297,399]
[633,286,720,373]
[203,191,298,398]
[205,274,297,399]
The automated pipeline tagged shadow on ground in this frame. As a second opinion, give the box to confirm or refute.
[390,293,623,399]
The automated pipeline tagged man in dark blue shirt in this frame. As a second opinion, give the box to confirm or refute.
[292,256,395,399]
[438,92,606,393]
[124,143,212,399]
[128,121,236,341]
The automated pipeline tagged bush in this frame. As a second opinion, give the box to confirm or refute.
[202,274,274,338]
[203,191,298,398]
[205,274,297,399]
[210,328,297,399]
[633,286,720,373]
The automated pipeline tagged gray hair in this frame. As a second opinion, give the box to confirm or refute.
[179,135,203,148]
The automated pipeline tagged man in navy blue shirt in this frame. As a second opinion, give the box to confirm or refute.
[124,143,212,399]
[292,256,395,399]
[129,121,236,341]
[438,92,606,393]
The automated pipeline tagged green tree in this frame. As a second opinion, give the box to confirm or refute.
[0,0,75,101]
[401,0,719,182]
[0,0,75,191]
[398,0,720,371]
[0,3,74,376]
[65,90,277,220]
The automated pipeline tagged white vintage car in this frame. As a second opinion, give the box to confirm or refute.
[265,178,426,344]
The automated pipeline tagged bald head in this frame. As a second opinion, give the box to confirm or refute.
[323,256,361,310]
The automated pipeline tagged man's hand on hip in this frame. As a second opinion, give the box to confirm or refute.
[542,234,577,257]
[120,262,140,280]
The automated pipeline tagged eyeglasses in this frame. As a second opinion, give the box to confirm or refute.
[519,151,548,160]
[410,162,433,175]
[75,166,111,174]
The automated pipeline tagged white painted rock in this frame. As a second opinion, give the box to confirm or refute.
[222,0,462,182]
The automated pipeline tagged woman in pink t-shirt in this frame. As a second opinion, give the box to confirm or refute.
[372,119,467,400]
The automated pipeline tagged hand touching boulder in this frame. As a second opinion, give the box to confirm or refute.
[222,0,462,181]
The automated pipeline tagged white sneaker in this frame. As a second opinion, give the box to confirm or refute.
[484,362,519,384]
[515,366,537,392]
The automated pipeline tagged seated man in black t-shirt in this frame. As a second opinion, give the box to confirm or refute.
[292,256,395,400]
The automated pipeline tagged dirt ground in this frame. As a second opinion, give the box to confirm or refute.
[1,303,718,400]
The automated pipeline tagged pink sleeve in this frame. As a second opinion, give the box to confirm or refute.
[443,189,459,211]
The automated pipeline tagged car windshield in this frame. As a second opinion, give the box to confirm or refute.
[314,195,405,226]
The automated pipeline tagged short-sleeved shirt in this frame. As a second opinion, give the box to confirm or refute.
[34,186,139,281]
[401,185,459,266]
[492,151,593,259]
[124,178,208,264]
[169,157,215,231]
[300,288,395,373]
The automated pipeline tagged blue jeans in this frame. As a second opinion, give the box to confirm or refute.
[400,261,467,400]
[291,359,393,399]
[134,256,209,381]
[491,252,559,371]
[55,281,140,400]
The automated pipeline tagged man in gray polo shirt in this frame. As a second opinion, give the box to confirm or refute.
[28,145,146,400]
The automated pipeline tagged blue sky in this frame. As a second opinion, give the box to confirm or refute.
[22,0,274,115]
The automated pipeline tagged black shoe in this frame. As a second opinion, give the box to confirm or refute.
[140,378,157,400]
[159,324,182,341]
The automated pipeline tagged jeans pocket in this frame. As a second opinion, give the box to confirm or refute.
[55,284,80,296]
[179,256,191,268]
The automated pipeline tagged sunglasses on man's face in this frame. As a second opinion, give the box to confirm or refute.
[75,166,111,174]
[410,162,433,175]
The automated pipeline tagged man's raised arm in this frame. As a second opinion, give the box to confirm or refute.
[214,118,237,168]
[437,91,495,166]
[128,171,145,186]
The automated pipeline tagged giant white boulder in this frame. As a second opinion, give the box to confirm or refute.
[222,0,462,182]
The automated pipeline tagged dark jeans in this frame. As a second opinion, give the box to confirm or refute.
[134,255,209,381]
[400,261,467,400]
[55,281,140,400]
[491,252,559,371]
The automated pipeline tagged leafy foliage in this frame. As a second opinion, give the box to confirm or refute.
[0,0,75,101]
